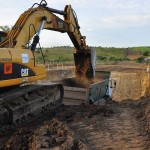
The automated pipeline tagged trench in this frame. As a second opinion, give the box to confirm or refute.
[39,69,149,102]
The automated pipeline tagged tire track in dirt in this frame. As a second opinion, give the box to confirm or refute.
[68,105,149,150]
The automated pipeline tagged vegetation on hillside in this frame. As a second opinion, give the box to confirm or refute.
[35,46,150,64]
[129,46,150,53]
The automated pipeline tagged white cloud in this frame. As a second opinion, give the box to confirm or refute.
[101,14,150,27]
[1,0,150,47]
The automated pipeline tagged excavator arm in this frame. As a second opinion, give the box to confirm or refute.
[0,0,95,79]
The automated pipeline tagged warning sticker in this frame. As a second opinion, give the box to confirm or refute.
[4,63,12,74]
[21,54,29,63]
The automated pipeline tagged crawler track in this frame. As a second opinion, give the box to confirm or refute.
[0,83,63,136]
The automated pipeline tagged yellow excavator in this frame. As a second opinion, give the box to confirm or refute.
[0,0,95,133]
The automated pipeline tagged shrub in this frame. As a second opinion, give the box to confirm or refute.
[97,56,107,60]
[109,57,116,61]
[143,51,149,56]
[136,57,144,63]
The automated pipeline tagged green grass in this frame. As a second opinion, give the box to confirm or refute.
[95,47,125,58]
[35,46,149,64]
[35,47,74,63]
[129,46,150,53]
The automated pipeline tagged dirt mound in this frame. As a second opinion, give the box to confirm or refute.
[125,50,142,60]
[111,71,149,101]
[136,96,150,134]
[3,129,33,149]
[3,118,87,150]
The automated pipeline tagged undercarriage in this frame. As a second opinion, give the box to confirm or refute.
[0,83,63,135]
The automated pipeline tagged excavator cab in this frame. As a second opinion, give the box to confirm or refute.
[0,31,7,42]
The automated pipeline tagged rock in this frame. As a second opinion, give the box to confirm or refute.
[55,136,66,143]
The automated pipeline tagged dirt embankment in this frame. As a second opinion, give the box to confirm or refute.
[111,71,149,101]
[136,96,150,134]
[125,50,142,60]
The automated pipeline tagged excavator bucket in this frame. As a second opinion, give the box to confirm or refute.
[74,49,96,79]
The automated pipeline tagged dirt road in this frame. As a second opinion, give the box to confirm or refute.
[1,97,150,150]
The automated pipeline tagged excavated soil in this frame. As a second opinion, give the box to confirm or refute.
[111,71,149,101]
[125,50,142,60]
[1,97,150,150]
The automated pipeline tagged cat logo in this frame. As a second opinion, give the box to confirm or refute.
[21,68,29,77]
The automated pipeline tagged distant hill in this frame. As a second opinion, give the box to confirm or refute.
[35,46,150,63]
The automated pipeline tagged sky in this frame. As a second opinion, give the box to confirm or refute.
[1,0,150,48]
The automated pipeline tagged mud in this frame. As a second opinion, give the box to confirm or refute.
[1,97,150,150]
